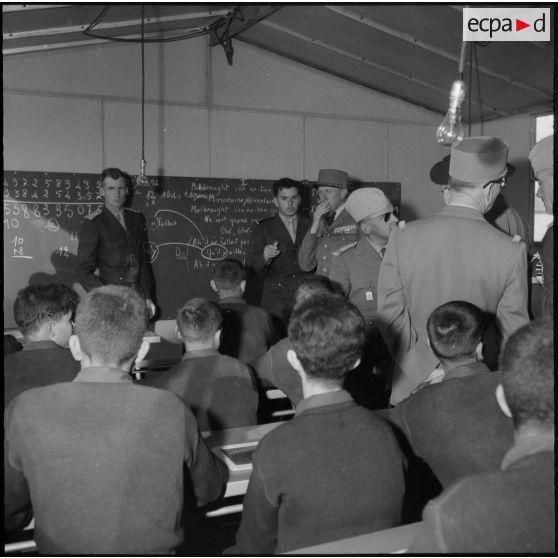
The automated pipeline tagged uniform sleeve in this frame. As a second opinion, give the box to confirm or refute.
[228,458,279,554]
[4,410,33,531]
[250,348,275,388]
[184,408,228,506]
[76,219,104,291]
[377,229,417,360]
[406,497,449,553]
[496,242,529,341]
[245,223,268,276]
[297,226,322,272]
[329,253,351,294]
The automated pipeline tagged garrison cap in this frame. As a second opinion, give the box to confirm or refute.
[529,135,553,174]
[449,136,509,182]
[345,187,393,223]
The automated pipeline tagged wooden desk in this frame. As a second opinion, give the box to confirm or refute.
[204,421,283,497]
[284,522,422,554]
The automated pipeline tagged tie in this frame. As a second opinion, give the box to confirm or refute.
[324,211,335,228]
[288,218,297,242]
[118,212,126,231]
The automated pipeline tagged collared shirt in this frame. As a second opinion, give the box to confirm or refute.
[219,295,246,305]
[295,389,352,416]
[278,214,298,241]
[182,347,219,360]
[500,431,554,471]
[73,366,132,384]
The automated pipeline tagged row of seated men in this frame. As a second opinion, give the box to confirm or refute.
[4,269,555,553]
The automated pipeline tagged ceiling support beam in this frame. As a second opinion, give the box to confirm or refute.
[259,19,509,118]
[327,5,552,100]
[209,5,284,46]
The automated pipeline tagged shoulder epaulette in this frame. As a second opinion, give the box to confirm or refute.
[85,208,102,220]
[125,207,139,214]
[512,234,522,243]
[332,241,358,257]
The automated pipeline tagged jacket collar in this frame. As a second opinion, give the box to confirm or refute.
[73,366,133,384]
[444,361,490,381]
[296,389,353,415]
[219,296,246,305]
[22,339,63,351]
[440,204,485,222]
[182,348,219,360]
[501,432,554,470]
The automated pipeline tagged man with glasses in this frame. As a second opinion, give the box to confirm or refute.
[378,136,529,404]
[330,188,398,407]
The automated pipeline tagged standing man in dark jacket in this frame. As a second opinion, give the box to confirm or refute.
[246,178,312,327]
[408,318,554,553]
[76,167,155,317]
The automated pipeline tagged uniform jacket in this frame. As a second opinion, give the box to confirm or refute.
[4,340,80,408]
[246,213,312,320]
[532,223,553,318]
[298,207,358,276]
[4,366,227,554]
[377,204,529,403]
[330,236,382,324]
[218,297,275,364]
[143,348,259,431]
[76,206,153,298]
[379,363,514,488]
[230,390,405,554]
[408,434,555,553]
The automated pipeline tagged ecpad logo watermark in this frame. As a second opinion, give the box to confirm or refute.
[463,7,550,41]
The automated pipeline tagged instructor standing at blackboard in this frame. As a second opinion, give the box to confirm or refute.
[246,178,311,327]
[76,168,155,317]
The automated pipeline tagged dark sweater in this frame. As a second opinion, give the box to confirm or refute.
[143,348,259,430]
[4,367,227,554]
[231,390,405,554]
[4,340,80,408]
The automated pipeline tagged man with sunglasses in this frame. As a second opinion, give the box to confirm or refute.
[378,136,529,404]
[330,187,398,408]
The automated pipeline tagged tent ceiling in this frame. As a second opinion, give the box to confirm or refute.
[3,4,554,123]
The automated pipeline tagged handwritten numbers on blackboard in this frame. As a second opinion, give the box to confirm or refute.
[11,236,30,259]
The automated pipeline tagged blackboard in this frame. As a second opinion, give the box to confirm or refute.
[3,171,400,328]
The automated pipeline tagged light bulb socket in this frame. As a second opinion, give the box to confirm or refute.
[449,80,466,109]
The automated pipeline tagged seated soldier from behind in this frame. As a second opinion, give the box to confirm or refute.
[250,274,344,407]
[4,286,227,555]
[409,318,554,553]
[379,301,514,489]
[144,297,258,431]
[4,283,80,407]
[229,294,405,554]
[211,258,275,363]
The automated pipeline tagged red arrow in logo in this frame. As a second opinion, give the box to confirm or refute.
[516,18,530,31]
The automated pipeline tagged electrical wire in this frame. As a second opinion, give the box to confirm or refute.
[82,5,235,43]
[141,5,145,162]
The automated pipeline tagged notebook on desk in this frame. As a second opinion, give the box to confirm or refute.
[215,441,259,471]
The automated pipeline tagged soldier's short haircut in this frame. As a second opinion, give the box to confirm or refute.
[177,298,223,342]
[499,318,553,431]
[74,285,147,366]
[101,167,126,182]
[273,178,302,197]
[14,283,79,336]
[426,301,484,361]
[292,275,345,309]
[212,258,245,290]
[288,293,365,383]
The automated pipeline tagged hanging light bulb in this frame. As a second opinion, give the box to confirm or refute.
[436,80,466,147]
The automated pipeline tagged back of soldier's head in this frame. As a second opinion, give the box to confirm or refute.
[293,275,344,309]
[212,258,245,291]
[177,298,222,343]
[426,301,484,361]
[74,286,147,366]
[288,293,364,384]
[499,318,554,431]
[14,283,78,338]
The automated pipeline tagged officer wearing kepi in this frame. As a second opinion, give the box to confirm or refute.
[330,187,399,406]
[298,169,358,276]
[76,167,155,317]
